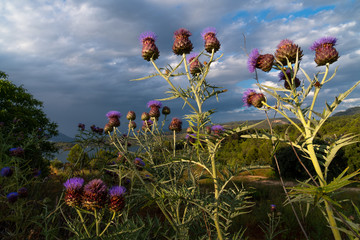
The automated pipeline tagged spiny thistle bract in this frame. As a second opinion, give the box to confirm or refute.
[64,177,84,207]
[128,121,137,129]
[139,31,160,61]
[172,28,193,55]
[279,68,301,89]
[7,192,18,203]
[82,179,108,210]
[9,147,24,157]
[310,36,339,66]
[162,106,171,115]
[17,187,28,198]
[141,112,150,121]
[275,39,303,65]
[201,27,221,53]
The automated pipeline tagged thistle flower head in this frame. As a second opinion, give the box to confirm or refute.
[310,36,339,66]
[201,27,221,53]
[140,31,160,61]
[257,54,274,72]
[7,192,18,203]
[147,100,162,108]
[169,117,182,132]
[186,52,199,63]
[128,121,137,129]
[310,37,337,51]
[173,28,193,55]
[275,39,303,64]
[270,204,276,212]
[1,167,13,177]
[242,89,256,107]
[106,111,121,119]
[109,186,126,212]
[247,49,260,73]
[139,31,157,44]
[149,106,160,119]
[134,157,145,170]
[64,178,84,207]
[83,179,108,210]
[211,125,225,133]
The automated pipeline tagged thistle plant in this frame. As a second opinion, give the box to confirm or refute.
[125,27,258,239]
[246,36,360,240]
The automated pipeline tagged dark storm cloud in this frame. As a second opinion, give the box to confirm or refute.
[0,0,359,136]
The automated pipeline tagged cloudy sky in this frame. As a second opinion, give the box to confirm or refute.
[1,0,359,137]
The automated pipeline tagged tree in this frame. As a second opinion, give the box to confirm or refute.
[0,71,58,175]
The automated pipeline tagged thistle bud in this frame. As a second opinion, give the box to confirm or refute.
[139,32,159,61]
[172,28,193,55]
[128,121,137,129]
[310,37,339,66]
[141,112,150,121]
[169,117,182,132]
[187,52,203,75]
[126,111,136,121]
[104,123,112,133]
[205,126,211,134]
[109,186,126,212]
[9,147,24,157]
[186,127,193,134]
[78,123,85,131]
[142,120,153,131]
[162,106,171,115]
[201,27,221,53]
[279,69,300,89]
[83,179,108,210]
[275,39,303,65]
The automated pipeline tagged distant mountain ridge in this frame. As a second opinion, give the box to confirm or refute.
[50,132,74,142]
[333,106,360,117]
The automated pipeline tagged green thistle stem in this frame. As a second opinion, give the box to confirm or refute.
[99,211,116,237]
[173,130,176,157]
[210,150,223,240]
[75,208,90,237]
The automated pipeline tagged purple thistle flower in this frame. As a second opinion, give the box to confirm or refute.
[147,100,162,108]
[310,36,337,51]
[201,27,217,39]
[83,179,108,210]
[1,167,13,177]
[211,125,225,133]
[242,89,256,107]
[106,111,122,119]
[270,204,276,212]
[109,186,126,212]
[109,186,126,197]
[139,31,157,44]
[247,49,260,73]
[64,177,85,190]
[7,192,18,203]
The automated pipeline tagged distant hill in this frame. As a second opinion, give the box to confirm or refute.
[50,132,74,142]
[333,106,360,117]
